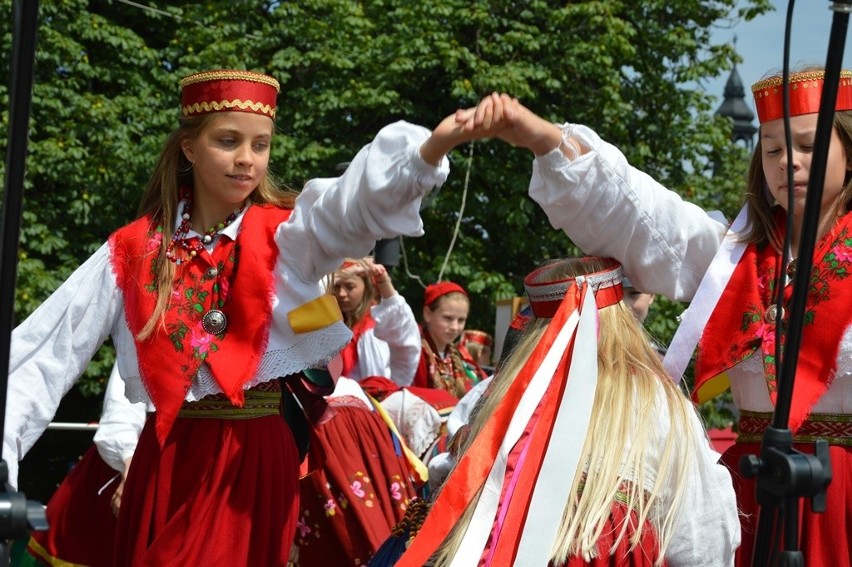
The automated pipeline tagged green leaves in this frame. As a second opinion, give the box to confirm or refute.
[2,0,768,407]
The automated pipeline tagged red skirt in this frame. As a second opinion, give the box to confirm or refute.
[295,403,418,566]
[557,504,665,566]
[114,412,300,566]
[721,441,851,566]
[27,445,119,567]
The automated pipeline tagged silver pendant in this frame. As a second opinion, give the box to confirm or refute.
[202,309,228,335]
[764,304,783,324]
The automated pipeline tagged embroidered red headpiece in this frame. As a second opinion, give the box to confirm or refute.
[424,281,467,307]
[180,69,280,118]
[752,69,852,124]
[524,257,624,318]
[463,329,493,347]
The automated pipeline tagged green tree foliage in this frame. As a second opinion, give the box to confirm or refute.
[1,0,770,429]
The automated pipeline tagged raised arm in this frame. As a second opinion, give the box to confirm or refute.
[461,93,727,301]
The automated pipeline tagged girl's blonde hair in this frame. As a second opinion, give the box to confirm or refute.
[327,257,379,328]
[135,113,299,339]
[741,67,852,250]
[431,258,698,566]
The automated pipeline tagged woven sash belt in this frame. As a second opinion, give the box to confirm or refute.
[177,380,282,419]
[738,409,852,447]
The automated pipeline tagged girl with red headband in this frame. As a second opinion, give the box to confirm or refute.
[3,69,501,566]
[330,257,421,386]
[290,257,421,565]
[393,257,738,566]
[463,67,852,565]
[413,281,487,399]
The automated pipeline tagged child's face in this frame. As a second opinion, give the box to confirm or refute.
[423,297,469,351]
[332,274,366,315]
[623,287,655,323]
[181,111,273,211]
[760,113,849,222]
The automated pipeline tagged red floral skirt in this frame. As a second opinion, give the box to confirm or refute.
[721,441,851,566]
[295,403,418,566]
[114,412,300,566]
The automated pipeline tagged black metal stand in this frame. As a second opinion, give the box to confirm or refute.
[0,1,48,562]
[740,1,852,564]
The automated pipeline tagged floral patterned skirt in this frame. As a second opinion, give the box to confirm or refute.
[295,403,419,566]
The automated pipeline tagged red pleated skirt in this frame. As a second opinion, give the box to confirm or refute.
[295,403,418,566]
[27,445,119,567]
[114,412,300,566]
[721,441,851,566]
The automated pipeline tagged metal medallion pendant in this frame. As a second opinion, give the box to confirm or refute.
[202,309,228,335]
[764,304,783,324]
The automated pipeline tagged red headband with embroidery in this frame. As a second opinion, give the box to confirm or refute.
[524,258,624,319]
[424,281,467,307]
[180,69,280,119]
[752,69,852,124]
[463,330,493,348]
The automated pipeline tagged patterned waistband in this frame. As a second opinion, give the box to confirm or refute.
[738,410,852,447]
[178,380,282,419]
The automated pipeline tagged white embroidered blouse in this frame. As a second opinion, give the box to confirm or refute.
[4,121,449,489]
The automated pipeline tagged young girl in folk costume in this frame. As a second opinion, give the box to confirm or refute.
[396,257,739,566]
[4,69,500,566]
[460,329,494,371]
[466,68,852,565]
[330,256,421,386]
[413,282,486,399]
[294,258,422,565]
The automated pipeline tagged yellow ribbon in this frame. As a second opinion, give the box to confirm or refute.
[287,295,343,334]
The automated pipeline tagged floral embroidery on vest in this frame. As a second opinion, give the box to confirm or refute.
[110,204,292,443]
[696,209,852,431]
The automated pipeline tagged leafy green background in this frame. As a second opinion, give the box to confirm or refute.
[1,0,769,500]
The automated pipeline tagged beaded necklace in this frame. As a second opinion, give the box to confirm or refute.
[165,192,246,264]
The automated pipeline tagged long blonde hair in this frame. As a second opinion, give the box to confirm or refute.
[327,257,379,328]
[135,113,299,339]
[432,258,698,565]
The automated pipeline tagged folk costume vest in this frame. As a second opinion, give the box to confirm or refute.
[695,209,852,432]
[339,309,377,379]
[413,332,478,399]
[110,204,291,444]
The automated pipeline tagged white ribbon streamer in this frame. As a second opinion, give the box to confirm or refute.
[514,283,600,566]
[449,309,581,567]
[663,206,749,383]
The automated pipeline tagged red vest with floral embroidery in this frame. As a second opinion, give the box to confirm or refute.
[110,204,292,443]
[695,210,852,432]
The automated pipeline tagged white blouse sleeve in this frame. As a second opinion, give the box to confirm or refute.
[529,124,727,301]
[278,121,450,285]
[93,364,147,474]
[4,243,123,489]
[368,294,421,386]
[662,402,741,566]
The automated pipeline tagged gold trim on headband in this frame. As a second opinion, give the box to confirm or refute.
[179,70,280,91]
[181,99,277,117]
[751,70,852,93]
